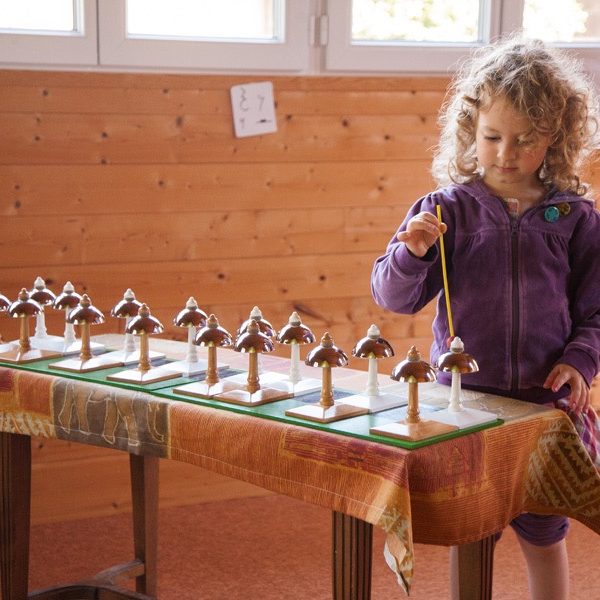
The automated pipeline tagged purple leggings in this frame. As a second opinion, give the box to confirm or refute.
[497,513,570,546]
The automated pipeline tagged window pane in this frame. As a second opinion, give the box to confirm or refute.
[523,0,600,43]
[351,0,481,44]
[126,0,282,41]
[0,0,78,33]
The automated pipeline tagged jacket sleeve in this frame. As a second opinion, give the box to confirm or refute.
[559,206,600,386]
[370,193,447,314]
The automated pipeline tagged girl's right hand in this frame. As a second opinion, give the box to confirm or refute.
[396,211,447,257]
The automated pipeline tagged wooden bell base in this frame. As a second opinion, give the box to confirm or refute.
[370,418,457,441]
[213,385,293,406]
[107,366,179,384]
[285,402,369,423]
[50,355,123,373]
[337,391,408,413]
[0,347,61,364]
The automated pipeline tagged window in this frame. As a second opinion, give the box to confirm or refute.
[0,0,97,65]
[0,0,599,75]
[98,0,310,71]
[326,0,600,73]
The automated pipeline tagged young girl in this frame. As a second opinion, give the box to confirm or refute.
[371,37,600,600]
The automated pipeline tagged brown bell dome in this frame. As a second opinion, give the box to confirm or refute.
[67,294,105,325]
[195,314,233,348]
[305,332,348,368]
[352,324,394,359]
[391,346,436,383]
[276,311,315,345]
[53,282,82,310]
[9,288,42,318]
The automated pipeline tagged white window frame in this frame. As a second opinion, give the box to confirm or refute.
[325,0,503,73]
[0,0,598,76]
[98,0,312,72]
[324,0,600,76]
[0,0,97,66]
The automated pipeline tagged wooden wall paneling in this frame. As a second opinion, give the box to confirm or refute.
[0,112,439,165]
[0,86,446,117]
[0,161,435,215]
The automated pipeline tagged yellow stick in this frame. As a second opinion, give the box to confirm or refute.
[436,204,455,339]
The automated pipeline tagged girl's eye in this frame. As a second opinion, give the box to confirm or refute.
[484,136,500,141]
[517,138,533,146]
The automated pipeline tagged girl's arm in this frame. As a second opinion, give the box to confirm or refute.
[557,207,600,388]
[371,194,448,314]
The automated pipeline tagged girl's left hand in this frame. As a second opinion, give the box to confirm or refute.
[543,363,590,412]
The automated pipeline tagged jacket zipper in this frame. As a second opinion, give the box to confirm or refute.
[510,217,520,395]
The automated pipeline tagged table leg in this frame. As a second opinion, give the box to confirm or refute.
[130,454,159,597]
[0,432,31,600]
[452,535,496,600]
[332,511,372,600]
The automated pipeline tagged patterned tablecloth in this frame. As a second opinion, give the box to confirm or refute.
[1,356,600,594]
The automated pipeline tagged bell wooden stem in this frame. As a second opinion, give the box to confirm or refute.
[205,346,219,386]
[139,333,151,372]
[79,323,92,362]
[319,365,334,409]
[406,379,421,424]
[19,316,31,352]
[246,351,260,394]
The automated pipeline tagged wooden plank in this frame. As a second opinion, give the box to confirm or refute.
[0,162,435,216]
[0,252,383,307]
[0,86,445,117]
[0,113,439,165]
[0,217,84,266]
[0,69,451,92]
[0,206,411,266]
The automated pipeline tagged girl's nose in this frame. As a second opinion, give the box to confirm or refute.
[498,141,517,161]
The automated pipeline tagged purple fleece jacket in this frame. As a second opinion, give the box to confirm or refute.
[371,179,600,403]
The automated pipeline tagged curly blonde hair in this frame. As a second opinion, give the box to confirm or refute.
[432,36,599,195]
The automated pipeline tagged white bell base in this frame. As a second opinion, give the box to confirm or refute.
[226,370,321,396]
[173,380,228,399]
[428,406,498,428]
[337,392,408,413]
[28,337,106,356]
[101,348,166,366]
[49,354,122,373]
[166,358,229,376]
[106,365,179,384]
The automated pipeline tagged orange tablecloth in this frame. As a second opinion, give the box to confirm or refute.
[1,364,600,594]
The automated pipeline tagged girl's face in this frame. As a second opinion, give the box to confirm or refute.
[475,96,551,196]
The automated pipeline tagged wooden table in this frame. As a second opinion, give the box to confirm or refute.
[2,336,600,599]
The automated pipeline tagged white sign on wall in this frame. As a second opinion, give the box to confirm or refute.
[230,81,277,138]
